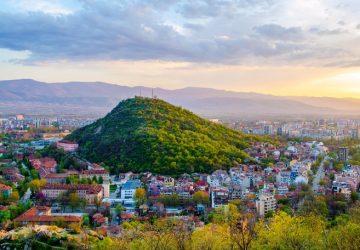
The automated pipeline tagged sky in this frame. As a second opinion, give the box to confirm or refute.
[1,0,360,98]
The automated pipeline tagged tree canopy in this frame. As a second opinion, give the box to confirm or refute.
[66,97,268,175]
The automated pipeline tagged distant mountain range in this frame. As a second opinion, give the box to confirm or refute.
[1,79,360,118]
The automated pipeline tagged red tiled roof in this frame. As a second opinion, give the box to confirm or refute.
[42,184,103,194]
[14,206,81,223]
[44,173,69,179]
[80,170,109,175]
[93,213,106,224]
[195,180,208,186]
[121,213,134,220]
[0,184,12,191]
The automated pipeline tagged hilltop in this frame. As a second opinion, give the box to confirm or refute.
[66,97,265,175]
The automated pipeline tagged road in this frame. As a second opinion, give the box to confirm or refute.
[312,156,328,193]
[21,188,31,203]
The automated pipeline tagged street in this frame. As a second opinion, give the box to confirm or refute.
[312,156,328,193]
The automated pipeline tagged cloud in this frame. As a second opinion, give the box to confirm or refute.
[309,27,347,35]
[254,24,303,41]
[0,0,358,67]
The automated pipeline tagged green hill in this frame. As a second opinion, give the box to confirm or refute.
[66,97,265,175]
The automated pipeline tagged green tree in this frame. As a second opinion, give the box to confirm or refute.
[192,191,209,205]
[69,192,80,211]
[254,212,326,249]
[116,204,124,215]
[134,188,147,206]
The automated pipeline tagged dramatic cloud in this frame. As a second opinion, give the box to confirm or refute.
[0,0,359,66]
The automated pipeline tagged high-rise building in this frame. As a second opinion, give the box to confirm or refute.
[256,193,276,216]
[277,126,283,136]
[338,147,349,162]
[351,128,360,139]
[263,125,273,135]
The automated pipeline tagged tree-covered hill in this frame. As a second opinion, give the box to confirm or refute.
[66,97,266,175]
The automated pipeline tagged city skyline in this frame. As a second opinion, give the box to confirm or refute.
[1,0,360,98]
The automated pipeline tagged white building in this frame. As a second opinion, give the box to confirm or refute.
[276,171,291,185]
[119,180,142,205]
[256,193,276,216]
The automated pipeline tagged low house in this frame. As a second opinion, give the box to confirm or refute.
[152,202,165,213]
[14,206,81,227]
[30,157,57,176]
[0,184,12,197]
[93,213,108,226]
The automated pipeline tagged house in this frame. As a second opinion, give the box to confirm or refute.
[195,180,209,192]
[0,184,12,197]
[14,206,81,227]
[119,180,142,205]
[30,157,57,176]
[152,202,165,213]
[93,213,108,226]
[120,212,135,222]
[2,167,25,184]
[41,184,103,204]
[56,140,79,152]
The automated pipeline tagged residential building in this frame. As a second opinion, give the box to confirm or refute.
[41,184,103,204]
[256,193,276,216]
[210,187,229,208]
[338,147,349,161]
[119,180,142,205]
[43,173,69,184]
[276,171,291,185]
[80,169,110,182]
[264,125,273,135]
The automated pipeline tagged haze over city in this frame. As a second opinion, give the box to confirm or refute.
[1,0,360,97]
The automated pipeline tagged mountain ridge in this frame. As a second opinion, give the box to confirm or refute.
[1,79,359,117]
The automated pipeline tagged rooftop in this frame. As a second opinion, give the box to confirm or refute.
[14,206,81,223]
[42,184,103,194]
[122,180,141,190]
